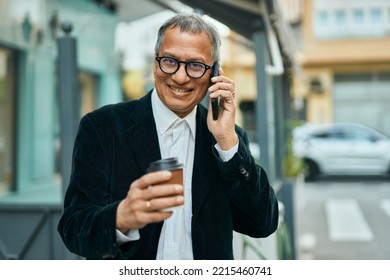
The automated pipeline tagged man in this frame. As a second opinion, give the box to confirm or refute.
[58,13,278,260]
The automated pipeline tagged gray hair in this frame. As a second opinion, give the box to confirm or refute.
[154,13,221,63]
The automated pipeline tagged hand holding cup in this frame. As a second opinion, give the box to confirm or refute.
[116,158,184,232]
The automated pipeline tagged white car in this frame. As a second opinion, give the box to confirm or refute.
[292,123,390,180]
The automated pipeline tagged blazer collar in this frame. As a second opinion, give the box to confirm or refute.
[125,91,161,174]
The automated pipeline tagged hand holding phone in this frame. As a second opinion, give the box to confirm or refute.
[211,62,219,120]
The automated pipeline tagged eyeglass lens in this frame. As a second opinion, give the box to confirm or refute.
[158,57,209,78]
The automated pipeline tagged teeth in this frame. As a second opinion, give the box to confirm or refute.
[171,87,187,93]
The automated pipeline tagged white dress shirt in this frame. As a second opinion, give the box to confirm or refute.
[116,89,238,259]
[152,90,195,260]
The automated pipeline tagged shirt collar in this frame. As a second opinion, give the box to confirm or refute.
[151,89,197,139]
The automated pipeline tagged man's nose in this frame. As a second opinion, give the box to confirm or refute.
[172,63,190,82]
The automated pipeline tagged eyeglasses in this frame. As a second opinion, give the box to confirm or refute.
[155,56,213,79]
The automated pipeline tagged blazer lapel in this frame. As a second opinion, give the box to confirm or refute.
[191,106,216,224]
[125,92,161,174]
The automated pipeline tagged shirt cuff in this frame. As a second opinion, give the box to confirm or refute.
[214,142,239,162]
[116,229,140,245]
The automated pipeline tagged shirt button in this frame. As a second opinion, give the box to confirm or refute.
[169,242,174,248]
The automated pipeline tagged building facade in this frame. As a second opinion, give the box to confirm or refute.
[0,0,292,259]
[0,0,122,259]
[0,0,122,198]
[293,0,390,136]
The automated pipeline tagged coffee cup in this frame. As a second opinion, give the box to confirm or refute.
[147,157,183,211]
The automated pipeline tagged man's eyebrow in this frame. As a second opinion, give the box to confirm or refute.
[159,52,207,63]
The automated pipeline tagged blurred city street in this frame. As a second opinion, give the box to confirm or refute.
[1,0,390,261]
[296,176,390,259]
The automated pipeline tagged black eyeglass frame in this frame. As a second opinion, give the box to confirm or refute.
[155,56,214,79]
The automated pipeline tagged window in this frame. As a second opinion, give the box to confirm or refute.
[370,8,382,24]
[317,10,329,25]
[352,9,365,25]
[335,9,346,25]
[0,48,17,195]
[313,10,331,38]
[312,132,331,139]
[342,127,373,141]
[313,0,388,38]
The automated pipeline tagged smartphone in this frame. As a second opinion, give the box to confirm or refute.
[211,62,219,120]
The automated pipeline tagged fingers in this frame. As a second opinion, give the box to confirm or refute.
[130,182,183,214]
[209,81,235,98]
[117,201,173,233]
[116,172,184,232]
[209,72,236,103]
[144,192,184,212]
[206,69,237,146]
[143,183,183,201]
[209,68,234,94]
[135,170,172,190]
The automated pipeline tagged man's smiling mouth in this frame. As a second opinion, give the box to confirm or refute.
[170,86,191,94]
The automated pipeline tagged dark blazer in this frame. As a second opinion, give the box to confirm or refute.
[58,91,279,260]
